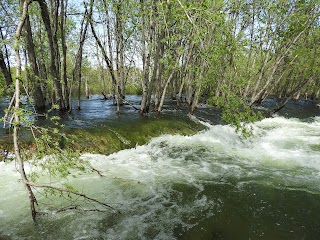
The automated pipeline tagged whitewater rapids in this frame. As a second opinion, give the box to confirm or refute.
[0,116,320,239]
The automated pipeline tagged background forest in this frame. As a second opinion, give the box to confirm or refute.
[0,0,319,118]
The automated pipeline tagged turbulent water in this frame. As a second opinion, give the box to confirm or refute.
[1,115,320,239]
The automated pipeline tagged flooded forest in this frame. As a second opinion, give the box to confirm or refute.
[0,0,320,239]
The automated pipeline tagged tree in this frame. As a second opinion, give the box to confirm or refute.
[34,0,65,111]
[60,0,70,110]
[0,1,16,94]
[23,8,46,110]
[3,0,116,223]
[90,0,122,112]
[72,1,91,110]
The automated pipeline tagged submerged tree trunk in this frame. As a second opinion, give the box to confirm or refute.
[157,72,174,113]
[72,1,91,110]
[60,0,70,110]
[177,39,194,107]
[140,0,156,114]
[147,28,164,112]
[35,0,65,110]
[115,0,125,102]
[103,1,116,103]
[90,0,121,113]
[96,45,107,96]
[85,77,90,99]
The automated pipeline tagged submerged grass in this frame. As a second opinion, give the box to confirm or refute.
[67,117,204,155]
[0,116,205,158]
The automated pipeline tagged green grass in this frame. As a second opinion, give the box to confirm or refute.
[66,117,204,155]
[0,117,205,158]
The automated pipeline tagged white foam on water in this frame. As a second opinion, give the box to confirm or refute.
[1,116,320,239]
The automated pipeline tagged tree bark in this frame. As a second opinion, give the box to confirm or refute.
[13,0,38,222]
[0,49,12,88]
[23,12,45,110]
[140,0,155,114]
[34,0,65,110]
[115,0,125,101]
[60,0,69,110]
[0,28,13,90]
[157,71,174,113]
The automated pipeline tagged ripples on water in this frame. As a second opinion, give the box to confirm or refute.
[0,97,320,239]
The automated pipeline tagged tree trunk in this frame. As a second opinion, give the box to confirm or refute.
[85,77,90,99]
[60,0,69,110]
[35,12,51,106]
[0,29,13,90]
[90,0,120,113]
[23,13,45,110]
[190,86,201,113]
[14,0,38,222]
[0,49,12,88]
[176,39,194,107]
[72,1,91,110]
[35,0,65,110]
[96,44,107,96]
[147,28,164,111]
[157,72,174,113]
[103,1,115,102]
[115,0,125,102]
[177,77,185,107]
[140,0,155,114]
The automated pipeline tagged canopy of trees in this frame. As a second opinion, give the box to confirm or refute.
[0,0,319,115]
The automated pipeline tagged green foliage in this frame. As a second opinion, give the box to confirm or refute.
[27,122,88,183]
[209,92,263,137]
[126,83,142,95]
[3,102,93,197]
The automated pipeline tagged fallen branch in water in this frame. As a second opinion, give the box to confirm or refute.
[101,93,139,111]
[101,92,112,100]
[27,181,120,214]
[120,97,139,111]
[55,205,108,213]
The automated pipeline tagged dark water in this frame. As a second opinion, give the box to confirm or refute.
[0,95,318,131]
[0,96,320,240]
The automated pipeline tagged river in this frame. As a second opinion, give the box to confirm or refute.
[0,97,319,239]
